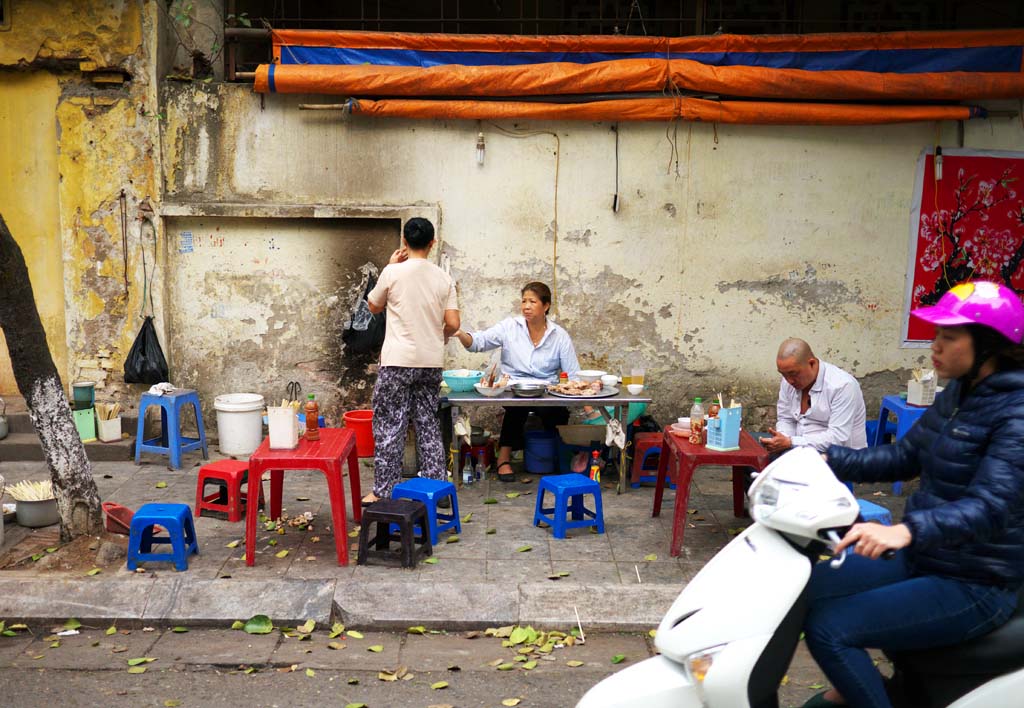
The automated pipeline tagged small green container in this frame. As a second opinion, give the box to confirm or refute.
[72,381,96,411]
[73,407,96,442]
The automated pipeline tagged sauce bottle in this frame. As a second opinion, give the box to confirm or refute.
[304,393,320,442]
[689,397,705,446]
[589,449,601,482]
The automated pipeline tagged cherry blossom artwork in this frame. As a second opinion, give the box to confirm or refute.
[904,148,1024,343]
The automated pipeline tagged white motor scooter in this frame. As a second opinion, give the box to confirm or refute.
[576,447,1024,708]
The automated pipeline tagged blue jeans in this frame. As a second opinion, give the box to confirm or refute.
[803,550,1018,708]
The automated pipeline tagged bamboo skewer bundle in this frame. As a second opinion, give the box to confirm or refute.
[95,403,121,421]
[6,480,55,501]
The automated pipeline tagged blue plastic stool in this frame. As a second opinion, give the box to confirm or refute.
[135,389,208,469]
[391,478,460,545]
[857,499,893,526]
[126,503,199,571]
[533,473,605,539]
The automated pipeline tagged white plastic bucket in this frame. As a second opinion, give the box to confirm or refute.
[214,393,265,456]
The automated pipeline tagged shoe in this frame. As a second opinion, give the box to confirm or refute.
[496,461,516,483]
[802,691,845,708]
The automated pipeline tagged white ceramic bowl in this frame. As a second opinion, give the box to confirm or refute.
[577,369,607,383]
[473,382,508,398]
[627,384,644,395]
[600,374,618,388]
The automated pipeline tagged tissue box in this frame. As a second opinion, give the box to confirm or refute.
[97,416,122,443]
[706,406,742,451]
[907,378,936,407]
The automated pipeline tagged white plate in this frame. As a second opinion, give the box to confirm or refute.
[547,386,619,399]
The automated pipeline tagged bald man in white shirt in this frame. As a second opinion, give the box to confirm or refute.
[761,338,867,455]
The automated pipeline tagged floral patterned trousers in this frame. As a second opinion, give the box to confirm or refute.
[371,366,446,497]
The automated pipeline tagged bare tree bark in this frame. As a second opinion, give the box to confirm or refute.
[0,213,102,541]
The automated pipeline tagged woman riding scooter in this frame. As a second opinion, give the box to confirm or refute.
[804,280,1024,708]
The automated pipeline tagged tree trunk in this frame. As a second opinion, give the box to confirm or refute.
[0,213,102,541]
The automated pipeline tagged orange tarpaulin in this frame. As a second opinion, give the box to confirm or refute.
[254,28,1024,124]
[344,97,977,125]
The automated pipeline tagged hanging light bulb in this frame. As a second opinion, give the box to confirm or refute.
[475,132,486,166]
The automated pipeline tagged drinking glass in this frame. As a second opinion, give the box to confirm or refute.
[631,367,645,386]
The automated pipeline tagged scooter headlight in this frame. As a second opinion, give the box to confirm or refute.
[685,644,726,687]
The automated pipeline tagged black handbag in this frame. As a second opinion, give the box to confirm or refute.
[124,316,169,384]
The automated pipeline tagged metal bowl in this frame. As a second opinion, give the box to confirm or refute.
[510,383,546,398]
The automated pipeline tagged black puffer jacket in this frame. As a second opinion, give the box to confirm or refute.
[827,369,1024,588]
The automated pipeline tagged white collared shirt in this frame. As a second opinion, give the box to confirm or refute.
[466,316,580,383]
[775,360,867,451]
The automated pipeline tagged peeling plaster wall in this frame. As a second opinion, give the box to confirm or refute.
[164,216,399,423]
[162,86,1024,425]
[0,0,164,407]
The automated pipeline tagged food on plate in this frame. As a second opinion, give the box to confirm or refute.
[479,373,510,389]
[547,379,603,396]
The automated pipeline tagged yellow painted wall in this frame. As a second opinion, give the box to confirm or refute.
[0,73,67,395]
[0,1,141,67]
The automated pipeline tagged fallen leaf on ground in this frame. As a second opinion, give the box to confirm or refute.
[164,701,182,707]
[516,545,532,553]
[298,620,315,634]
[462,512,473,523]
[105,626,117,635]
[155,481,167,489]
[497,663,516,670]
[809,683,825,689]
[344,703,367,708]
[231,620,245,630]
[127,666,147,674]
[243,615,273,635]
[274,549,289,558]
[347,678,359,684]
[347,630,364,639]
[328,642,346,650]
[305,668,315,677]
[522,660,538,670]
[225,540,240,548]
[63,618,82,630]
[86,568,102,576]
[424,557,439,564]
[378,670,398,681]
[502,699,522,706]
[566,660,584,667]
[483,498,498,504]
[611,654,626,664]
[643,554,658,561]
[486,528,496,535]
[430,681,449,689]
[127,657,156,666]
[446,535,460,544]
[407,626,426,634]
[329,622,345,637]
[367,644,383,652]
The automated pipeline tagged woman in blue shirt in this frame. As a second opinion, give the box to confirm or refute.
[452,282,580,482]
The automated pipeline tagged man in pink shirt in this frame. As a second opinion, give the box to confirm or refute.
[361,218,460,504]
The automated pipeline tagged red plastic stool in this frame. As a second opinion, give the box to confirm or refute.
[195,459,264,522]
[631,433,675,489]
[458,442,495,476]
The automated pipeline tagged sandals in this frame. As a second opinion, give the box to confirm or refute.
[361,494,381,507]
[496,461,516,483]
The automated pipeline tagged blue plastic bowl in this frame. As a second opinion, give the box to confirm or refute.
[442,369,484,392]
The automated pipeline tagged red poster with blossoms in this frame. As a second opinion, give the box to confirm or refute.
[904,148,1024,344]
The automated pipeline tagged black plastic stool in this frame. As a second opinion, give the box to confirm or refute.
[357,499,432,568]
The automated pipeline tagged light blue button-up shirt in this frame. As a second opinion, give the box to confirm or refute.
[467,316,580,383]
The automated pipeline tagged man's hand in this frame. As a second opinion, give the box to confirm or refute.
[389,247,409,265]
[835,522,912,559]
[761,427,792,454]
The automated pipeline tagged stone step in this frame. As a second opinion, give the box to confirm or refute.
[0,430,136,462]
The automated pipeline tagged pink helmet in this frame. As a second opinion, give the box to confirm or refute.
[911,281,1024,344]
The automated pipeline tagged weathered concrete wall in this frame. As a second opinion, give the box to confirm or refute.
[0,0,163,407]
[161,84,1024,424]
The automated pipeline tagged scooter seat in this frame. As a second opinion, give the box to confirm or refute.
[887,585,1024,676]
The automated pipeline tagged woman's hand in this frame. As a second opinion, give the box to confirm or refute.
[835,522,912,559]
[389,247,409,264]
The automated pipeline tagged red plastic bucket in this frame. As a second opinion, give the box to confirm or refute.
[102,502,134,535]
[343,409,375,457]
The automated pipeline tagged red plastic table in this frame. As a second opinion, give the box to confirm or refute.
[245,428,362,567]
[652,427,770,557]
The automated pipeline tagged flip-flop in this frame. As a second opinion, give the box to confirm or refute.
[496,461,516,483]
[361,495,380,507]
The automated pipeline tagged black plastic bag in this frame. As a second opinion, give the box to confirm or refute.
[342,273,386,355]
[124,316,169,384]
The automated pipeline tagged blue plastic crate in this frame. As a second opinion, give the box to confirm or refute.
[707,405,742,451]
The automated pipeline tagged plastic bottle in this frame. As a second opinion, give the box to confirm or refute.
[689,397,705,446]
[476,449,486,481]
[463,453,475,485]
[304,394,320,441]
[588,449,601,482]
